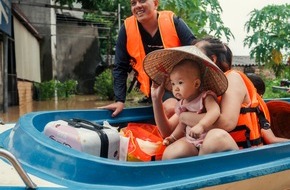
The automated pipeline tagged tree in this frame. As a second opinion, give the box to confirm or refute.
[53,0,234,42]
[159,0,234,41]
[244,4,290,77]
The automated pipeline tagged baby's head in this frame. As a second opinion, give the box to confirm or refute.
[170,59,202,99]
[143,45,228,97]
[170,59,201,80]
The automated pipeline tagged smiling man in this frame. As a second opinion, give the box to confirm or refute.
[99,0,196,117]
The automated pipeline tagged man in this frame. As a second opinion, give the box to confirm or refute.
[99,0,196,117]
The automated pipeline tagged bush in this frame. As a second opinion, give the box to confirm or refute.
[34,79,78,101]
[94,69,114,100]
[64,79,78,97]
[263,78,289,99]
[34,80,57,101]
[93,69,149,101]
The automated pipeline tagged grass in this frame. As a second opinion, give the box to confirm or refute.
[262,77,289,99]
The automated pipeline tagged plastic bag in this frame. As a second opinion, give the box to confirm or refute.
[119,123,165,162]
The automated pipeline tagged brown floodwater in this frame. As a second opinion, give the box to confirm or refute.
[0,95,142,124]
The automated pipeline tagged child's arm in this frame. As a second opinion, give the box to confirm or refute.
[163,121,186,146]
[188,95,220,138]
[151,81,179,138]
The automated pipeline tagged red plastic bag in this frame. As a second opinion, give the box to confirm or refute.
[120,123,165,162]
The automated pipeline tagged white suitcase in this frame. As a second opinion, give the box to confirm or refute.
[43,118,120,160]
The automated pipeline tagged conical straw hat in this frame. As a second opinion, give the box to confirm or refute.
[143,45,228,96]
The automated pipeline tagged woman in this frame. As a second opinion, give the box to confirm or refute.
[193,38,289,146]
[151,37,288,156]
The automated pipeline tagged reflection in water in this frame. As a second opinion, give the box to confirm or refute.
[0,95,142,123]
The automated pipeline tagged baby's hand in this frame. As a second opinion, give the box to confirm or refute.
[151,78,166,101]
[163,135,177,146]
[189,124,205,139]
[163,138,170,146]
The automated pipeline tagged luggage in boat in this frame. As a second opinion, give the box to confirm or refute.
[43,118,120,160]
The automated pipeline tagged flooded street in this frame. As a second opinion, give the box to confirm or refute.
[0,95,141,123]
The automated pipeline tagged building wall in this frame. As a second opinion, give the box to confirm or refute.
[14,17,41,82]
[15,0,53,81]
[12,1,105,94]
[56,21,103,94]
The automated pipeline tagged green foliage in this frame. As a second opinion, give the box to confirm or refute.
[260,68,290,99]
[54,0,234,42]
[34,80,78,100]
[94,69,115,100]
[159,0,234,41]
[64,79,78,97]
[263,78,290,99]
[244,4,290,77]
[34,80,56,101]
[93,69,144,101]
[53,0,236,61]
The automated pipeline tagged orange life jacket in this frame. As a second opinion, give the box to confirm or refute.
[225,70,271,148]
[124,11,181,97]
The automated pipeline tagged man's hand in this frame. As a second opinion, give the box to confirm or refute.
[98,101,125,117]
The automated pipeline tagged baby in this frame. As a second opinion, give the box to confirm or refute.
[162,59,220,159]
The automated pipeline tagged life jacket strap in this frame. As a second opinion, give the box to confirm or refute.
[240,107,271,130]
[230,125,262,148]
[240,107,257,114]
[236,138,263,148]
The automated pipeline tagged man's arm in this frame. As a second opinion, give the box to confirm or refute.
[173,16,196,45]
[113,25,131,102]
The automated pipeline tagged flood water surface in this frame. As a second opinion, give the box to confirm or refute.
[0,95,141,123]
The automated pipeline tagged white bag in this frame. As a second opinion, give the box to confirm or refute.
[43,118,120,160]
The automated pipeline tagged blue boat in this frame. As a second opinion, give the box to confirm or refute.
[0,98,290,189]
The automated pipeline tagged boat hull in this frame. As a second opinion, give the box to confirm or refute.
[1,104,290,189]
